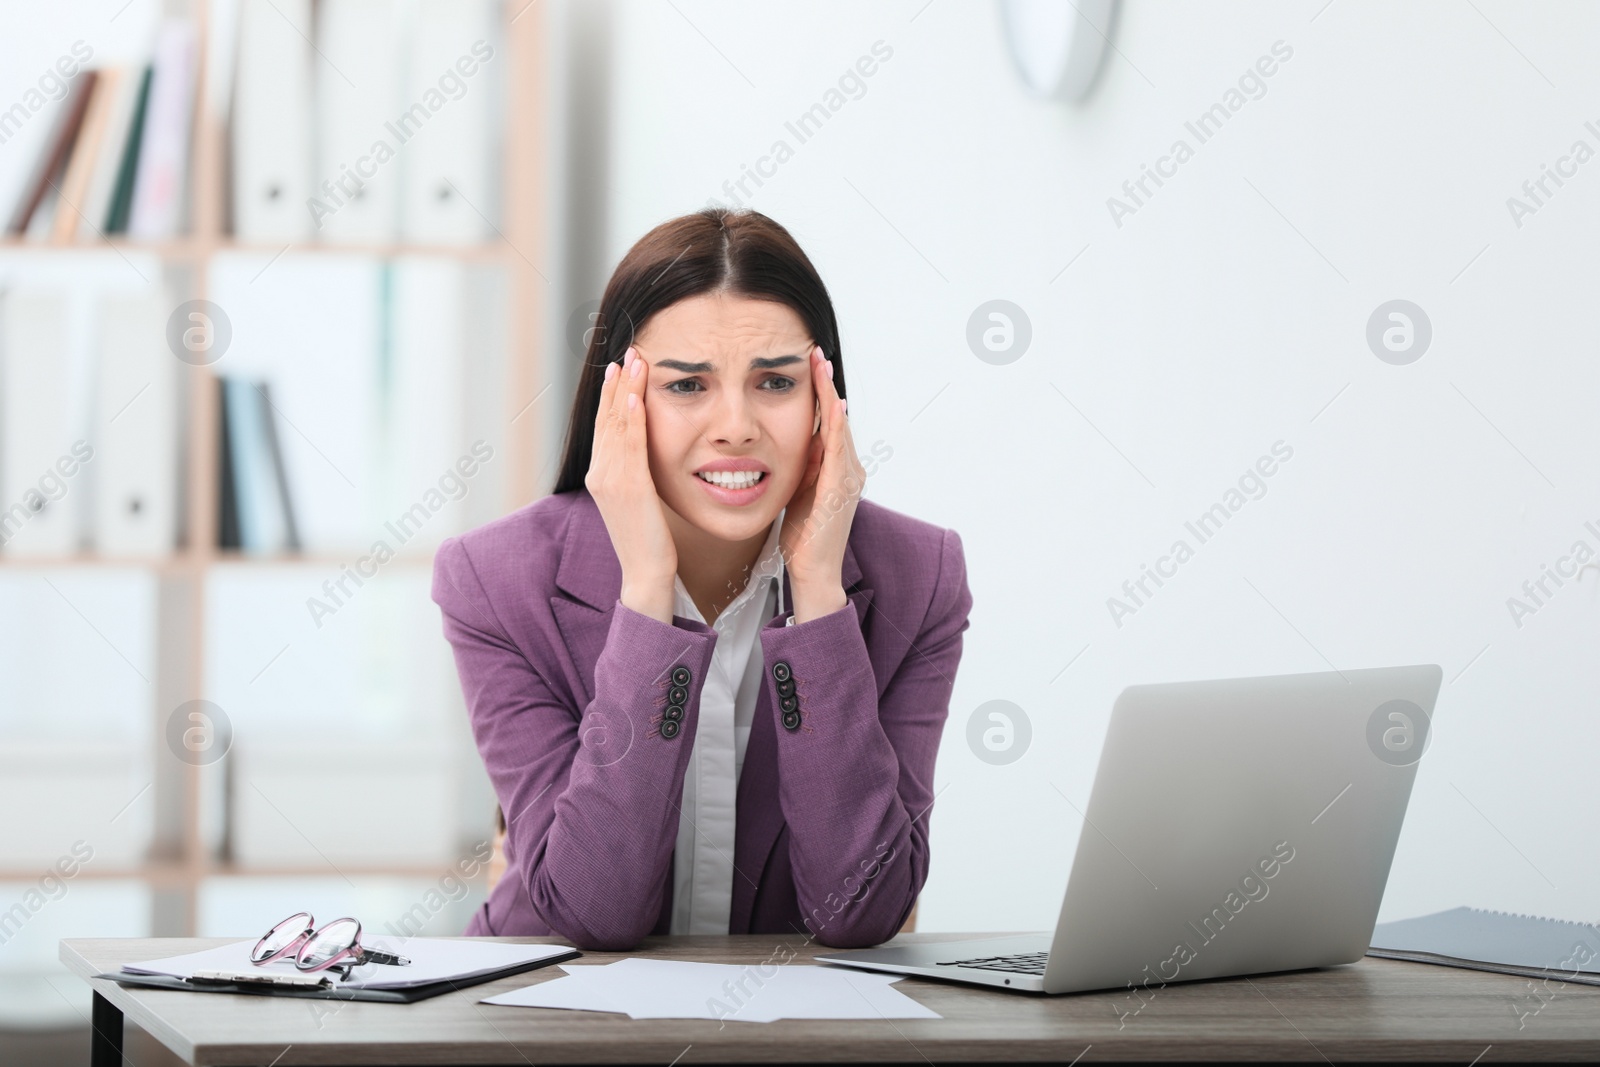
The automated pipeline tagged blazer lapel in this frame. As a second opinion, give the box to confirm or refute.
[549,492,622,706]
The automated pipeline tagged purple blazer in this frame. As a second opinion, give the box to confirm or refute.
[430,488,973,950]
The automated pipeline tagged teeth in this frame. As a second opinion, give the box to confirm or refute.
[698,470,764,489]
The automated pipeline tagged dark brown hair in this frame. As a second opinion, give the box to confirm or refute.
[550,207,847,496]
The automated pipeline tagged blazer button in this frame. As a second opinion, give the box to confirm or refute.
[771,661,792,684]
[781,710,802,731]
[779,694,799,714]
[663,704,684,723]
[668,685,688,706]
[661,719,682,739]
[776,678,796,698]
[671,666,692,687]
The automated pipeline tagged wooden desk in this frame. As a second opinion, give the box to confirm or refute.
[61,933,1600,1064]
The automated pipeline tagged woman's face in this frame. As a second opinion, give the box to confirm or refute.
[633,291,818,545]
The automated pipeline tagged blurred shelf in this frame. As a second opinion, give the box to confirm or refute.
[0,863,487,886]
[0,237,512,261]
[0,551,439,570]
[221,241,513,261]
[203,863,489,880]
[1,0,541,941]
[0,237,200,256]
[209,550,439,567]
[0,553,192,570]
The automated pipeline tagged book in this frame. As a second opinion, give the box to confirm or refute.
[217,375,241,550]
[223,376,265,551]
[79,66,144,240]
[221,376,300,554]
[257,380,302,551]
[5,71,98,235]
[1369,906,1600,987]
[128,19,198,239]
[51,67,122,242]
[105,66,153,234]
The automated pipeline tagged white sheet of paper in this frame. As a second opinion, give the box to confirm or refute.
[124,937,574,990]
[482,957,940,1022]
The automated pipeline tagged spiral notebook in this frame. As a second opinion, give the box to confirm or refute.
[1368,907,1600,986]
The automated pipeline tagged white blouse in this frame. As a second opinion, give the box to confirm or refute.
[668,510,789,934]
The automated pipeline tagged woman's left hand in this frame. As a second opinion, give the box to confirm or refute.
[781,344,865,622]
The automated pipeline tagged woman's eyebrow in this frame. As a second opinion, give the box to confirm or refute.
[654,354,807,373]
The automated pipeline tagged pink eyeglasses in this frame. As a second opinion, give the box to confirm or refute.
[250,912,411,976]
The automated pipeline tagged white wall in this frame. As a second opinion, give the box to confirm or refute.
[594,0,1600,931]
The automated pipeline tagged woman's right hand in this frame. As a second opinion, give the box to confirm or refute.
[585,346,678,623]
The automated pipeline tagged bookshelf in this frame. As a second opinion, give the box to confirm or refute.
[0,0,547,939]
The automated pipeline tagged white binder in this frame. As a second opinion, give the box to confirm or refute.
[0,290,85,555]
[92,291,179,556]
[400,0,501,244]
[315,0,405,243]
[231,0,314,242]
[388,258,466,544]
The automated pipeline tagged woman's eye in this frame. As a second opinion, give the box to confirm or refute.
[664,376,795,396]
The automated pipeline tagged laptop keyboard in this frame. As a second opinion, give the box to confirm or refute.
[935,951,1049,974]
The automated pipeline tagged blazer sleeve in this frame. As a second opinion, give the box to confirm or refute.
[758,525,973,948]
[431,535,718,950]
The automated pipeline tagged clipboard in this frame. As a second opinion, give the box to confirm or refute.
[96,946,581,1003]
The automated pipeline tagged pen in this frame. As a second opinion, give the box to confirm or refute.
[187,969,334,990]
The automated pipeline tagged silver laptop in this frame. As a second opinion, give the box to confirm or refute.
[816,664,1442,994]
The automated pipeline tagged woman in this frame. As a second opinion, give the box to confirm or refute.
[431,207,973,951]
